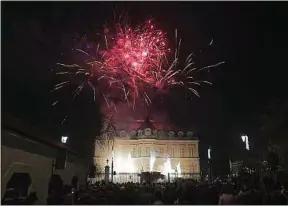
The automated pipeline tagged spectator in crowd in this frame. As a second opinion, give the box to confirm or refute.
[218,184,235,205]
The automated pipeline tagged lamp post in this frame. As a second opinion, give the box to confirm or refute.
[241,135,250,151]
[111,143,114,183]
[61,136,68,144]
[208,146,212,184]
[229,159,232,177]
[140,167,144,184]
[104,159,109,184]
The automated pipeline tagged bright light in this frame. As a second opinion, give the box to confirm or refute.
[142,51,148,56]
[115,152,135,173]
[245,136,250,151]
[241,135,250,151]
[149,151,156,172]
[177,162,182,177]
[61,136,68,144]
[241,135,246,143]
[163,156,173,176]
[132,62,138,67]
[208,148,211,159]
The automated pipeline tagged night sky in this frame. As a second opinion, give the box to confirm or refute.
[2,1,288,175]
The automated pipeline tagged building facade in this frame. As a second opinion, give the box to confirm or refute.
[94,119,200,181]
[2,114,88,203]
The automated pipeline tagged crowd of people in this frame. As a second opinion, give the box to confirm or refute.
[82,178,288,205]
[2,174,288,205]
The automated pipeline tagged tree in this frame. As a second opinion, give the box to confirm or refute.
[257,100,288,138]
[255,100,288,170]
[95,114,117,146]
[266,151,279,171]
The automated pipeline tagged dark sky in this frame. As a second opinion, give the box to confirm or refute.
[2,1,288,174]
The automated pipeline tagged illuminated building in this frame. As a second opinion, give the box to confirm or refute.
[93,118,200,181]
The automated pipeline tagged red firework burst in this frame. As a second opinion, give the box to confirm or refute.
[101,20,171,88]
[53,17,224,116]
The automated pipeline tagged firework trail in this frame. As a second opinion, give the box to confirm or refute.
[52,17,224,118]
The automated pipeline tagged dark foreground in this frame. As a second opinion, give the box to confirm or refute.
[2,178,288,205]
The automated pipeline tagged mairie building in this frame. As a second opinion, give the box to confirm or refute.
[93,118,200,182]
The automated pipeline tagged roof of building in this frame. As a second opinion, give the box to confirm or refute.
[127,119,182,131]
[2,113,76,153]
[116,117,197,140]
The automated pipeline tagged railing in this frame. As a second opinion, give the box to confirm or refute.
[114,173,141,183]
[88,172,200,184]
[167,172,200,182]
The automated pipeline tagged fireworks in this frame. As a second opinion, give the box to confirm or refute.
[52,17,224,116]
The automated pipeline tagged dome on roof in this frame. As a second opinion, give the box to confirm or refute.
[152,129,158,136]
[187,131,194,137]
[168,131,175,137]
[137,129,144,137]
[178,131,184,137]
[144,128,152,136]
[158,130,165,137]
[130,130,137,137]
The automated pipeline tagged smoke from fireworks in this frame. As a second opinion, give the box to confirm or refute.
[52,17,224,119]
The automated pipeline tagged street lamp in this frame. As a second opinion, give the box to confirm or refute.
[241,135,250,151]
[208,146,212,184]
[61,136,68,144]
[111,143,115,183]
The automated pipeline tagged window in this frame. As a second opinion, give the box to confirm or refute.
[146,147,150,156]
[160,148,164,153]
[100,147,104,155]
[168,148,173,157]
[171,147,175,157]
[138,147,141,157]
[189,165,193,173]
[132,147,137,158]
[188,147,193,157]
[191,164,195,173]
[181,165,185,173]
[180,148,184,158]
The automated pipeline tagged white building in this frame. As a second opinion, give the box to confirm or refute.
[93,118,200,182]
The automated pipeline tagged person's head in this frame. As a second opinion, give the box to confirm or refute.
[221,184,234,195]
[154,190,163,201]
[3,188,18,199]
[23,192,38,205]
[180,181,198,204]
[271,194,287,205]
[241,183,249,191]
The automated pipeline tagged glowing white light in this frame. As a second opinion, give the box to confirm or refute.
[132,62,138,67]
[163,156,173,176]
[61,136,68,144]
[177,162,182,177]
[241,135,250,151]
[142,51,148,56]
[128,153,132,161]
[208,148,211,159]
[149,151,156,172]
[115,152,135,173]
[245,136,250,151]
[241,135,246,143]
[127,153,135,173]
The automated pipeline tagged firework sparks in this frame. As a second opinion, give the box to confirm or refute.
[52,17,224,116]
